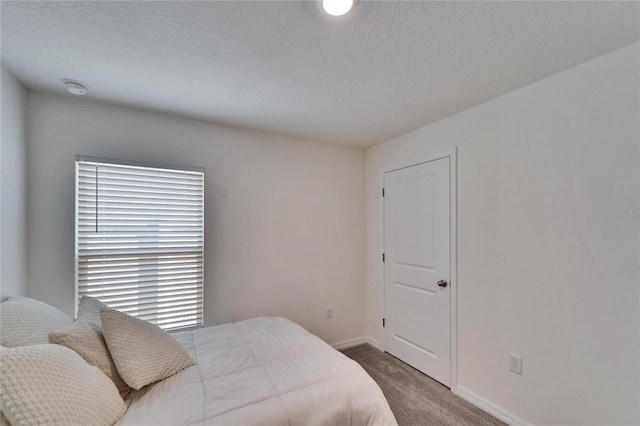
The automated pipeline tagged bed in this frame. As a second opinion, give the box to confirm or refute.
[120,317,396,425]
[0,297,397,426]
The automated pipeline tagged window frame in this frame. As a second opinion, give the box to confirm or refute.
[74,155,205,331]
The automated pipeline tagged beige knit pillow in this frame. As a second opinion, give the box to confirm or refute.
[0,297,73,347]
[100,307,196,390]
[0,344,126,426]
[48,296,130,397]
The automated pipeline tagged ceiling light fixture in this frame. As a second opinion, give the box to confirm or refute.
[62,79,88,96]
[322,0,354,16]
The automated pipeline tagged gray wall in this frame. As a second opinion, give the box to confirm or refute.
[25,92,367,344]
[1,66,28,298]
[366,42,639,425]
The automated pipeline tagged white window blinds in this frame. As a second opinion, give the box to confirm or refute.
[75,157,204,331]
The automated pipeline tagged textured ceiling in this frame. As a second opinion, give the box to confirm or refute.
[2,1,639,148]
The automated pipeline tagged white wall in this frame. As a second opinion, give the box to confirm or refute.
[26,92,366,344]
[366,42,639,425]
[1,66,28,298]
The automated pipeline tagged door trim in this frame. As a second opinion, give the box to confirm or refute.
[379,148,457,392]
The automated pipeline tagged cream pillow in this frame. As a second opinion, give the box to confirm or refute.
[48,296,130,397]
[0,344,126,426]
[100,307,196,390]
[0,297,73,347]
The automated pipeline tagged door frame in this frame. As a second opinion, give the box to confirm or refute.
[379,148,457,392]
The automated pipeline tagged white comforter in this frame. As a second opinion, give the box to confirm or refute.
[118,317,397,426]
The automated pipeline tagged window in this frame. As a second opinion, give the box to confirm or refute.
[75,156,204,330]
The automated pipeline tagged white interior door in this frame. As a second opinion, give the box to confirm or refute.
[383,157,451,387]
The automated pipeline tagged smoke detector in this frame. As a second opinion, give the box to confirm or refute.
[62,79,88,96]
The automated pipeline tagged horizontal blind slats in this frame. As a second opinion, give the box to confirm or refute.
[101,299,202,313]
[79,214,203,221]
[120,310,203,323]
[78,270,203,284]
[78,192,203,202]
[78,172,203,185]
[79,249,202,258]
[78,278,203,289]
[79,185,203,197]
[78,252,203,262]
[79,163,202,179]
[79,235,203,241]
[79,286,202,307]
[83,299,202,314]
[114,304,202,321]
[78,270,203,280]
[78,239,203,248]
[78,261,202,273]
[79,262,201,275]
[80,217,202,226]
[77,199,203,208]
[78,207,203,214]
[79,280,203,292]
[78,227,202,234]
[83,292,202,308]
[76,159,204,331]
[78,178,203,192]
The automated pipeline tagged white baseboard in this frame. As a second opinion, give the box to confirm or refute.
[454,386,531,426]
[331,336,367,350]
[331,336,381,351]
[365,336,381,350]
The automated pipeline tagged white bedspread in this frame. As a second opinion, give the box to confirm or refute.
[118,317,397,426]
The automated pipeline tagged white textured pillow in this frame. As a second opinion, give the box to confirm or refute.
[48,296,130,397]
[0,297,73,347]
[100,307,196,390]
[0,344,126,426]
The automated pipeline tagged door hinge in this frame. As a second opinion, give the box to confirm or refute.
[382,253,385,262]
[382,318,386,328]
[382,188,385,197]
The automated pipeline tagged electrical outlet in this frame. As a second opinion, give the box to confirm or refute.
[325,306,333,319]
[509,353,522,375]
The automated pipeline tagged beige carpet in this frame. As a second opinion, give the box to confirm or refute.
[341,344,505,426]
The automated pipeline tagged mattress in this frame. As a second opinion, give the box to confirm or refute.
[118,317,397,425]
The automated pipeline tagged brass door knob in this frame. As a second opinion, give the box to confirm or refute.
[437,279,448,288]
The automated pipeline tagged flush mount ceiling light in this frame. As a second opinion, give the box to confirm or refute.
[322,0,354,16]
[62,79,88,95]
